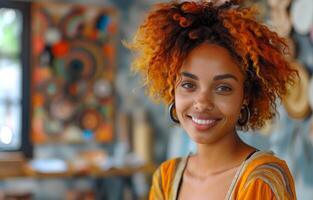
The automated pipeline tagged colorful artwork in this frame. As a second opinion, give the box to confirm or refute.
[31,2,117,143]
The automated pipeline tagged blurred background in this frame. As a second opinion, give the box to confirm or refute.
[0,0,312,199]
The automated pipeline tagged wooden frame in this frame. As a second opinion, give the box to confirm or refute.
[0,1,32,158]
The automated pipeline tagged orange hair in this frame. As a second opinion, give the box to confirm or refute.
[128,1,297,129]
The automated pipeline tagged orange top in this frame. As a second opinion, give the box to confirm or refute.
[149,151,296,200]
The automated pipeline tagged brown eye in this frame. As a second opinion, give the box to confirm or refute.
[216,85,232,93]
[181,82,196,90]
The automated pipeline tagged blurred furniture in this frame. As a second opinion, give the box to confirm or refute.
[0,159,156,179]
[0,191,32,200]
[0,157,155,200]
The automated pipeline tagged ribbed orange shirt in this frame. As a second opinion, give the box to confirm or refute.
[149,151,296,200]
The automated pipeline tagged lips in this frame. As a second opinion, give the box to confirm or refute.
[191,117,216,125]
[188,114,221,131]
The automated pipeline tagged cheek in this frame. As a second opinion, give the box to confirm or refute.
[174,93,184,114]
[215,91,244,117]
[174,92,191,117]
[218,101,241,118]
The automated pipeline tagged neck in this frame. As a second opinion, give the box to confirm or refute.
[191,131,250,175]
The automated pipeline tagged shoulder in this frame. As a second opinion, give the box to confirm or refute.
[236,151,296,200]
[153,157,184,182]
[159,157,184,174]
[150,157,185,199]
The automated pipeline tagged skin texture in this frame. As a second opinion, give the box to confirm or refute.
[175,43,255,200]
[175,43,244,145]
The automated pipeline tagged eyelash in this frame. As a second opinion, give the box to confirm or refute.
[180,82,232,93]
[216,85,232,93]
[181,82,196,90]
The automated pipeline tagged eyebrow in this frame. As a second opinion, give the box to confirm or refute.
[181,72,198,80]
[181,71,238,81]
[214,74,238,81]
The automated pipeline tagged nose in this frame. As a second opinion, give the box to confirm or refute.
[193,91,214,112]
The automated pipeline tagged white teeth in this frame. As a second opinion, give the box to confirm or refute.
[191,117,215,125]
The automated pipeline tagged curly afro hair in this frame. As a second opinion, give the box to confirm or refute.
[127,1,297,129]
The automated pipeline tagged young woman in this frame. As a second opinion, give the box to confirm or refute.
[128,1,297,199]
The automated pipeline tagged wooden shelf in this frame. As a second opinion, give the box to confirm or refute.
[0,160,156,179]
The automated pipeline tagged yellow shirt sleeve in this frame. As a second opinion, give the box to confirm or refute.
[238,178,278,199]
[149,167,165,200]
[235,155,297,200]
[149,158,181,200]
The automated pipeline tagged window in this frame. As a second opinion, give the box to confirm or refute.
[0,1,32,158]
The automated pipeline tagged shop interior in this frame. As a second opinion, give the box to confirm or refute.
[0,0,313,199]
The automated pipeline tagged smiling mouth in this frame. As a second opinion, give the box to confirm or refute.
[191,117,217,125]
[188,115,221,131]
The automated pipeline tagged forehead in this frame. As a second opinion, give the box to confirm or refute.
[181,43,243,79]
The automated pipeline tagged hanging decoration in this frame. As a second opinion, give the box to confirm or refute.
[31,2,117,143]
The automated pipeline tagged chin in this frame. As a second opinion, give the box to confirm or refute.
[188,127,234,145]
[188,133,217,144]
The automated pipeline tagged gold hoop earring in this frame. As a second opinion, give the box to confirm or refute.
[169,102,179,123]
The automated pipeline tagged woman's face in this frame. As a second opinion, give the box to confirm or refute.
[174,43,245,144]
